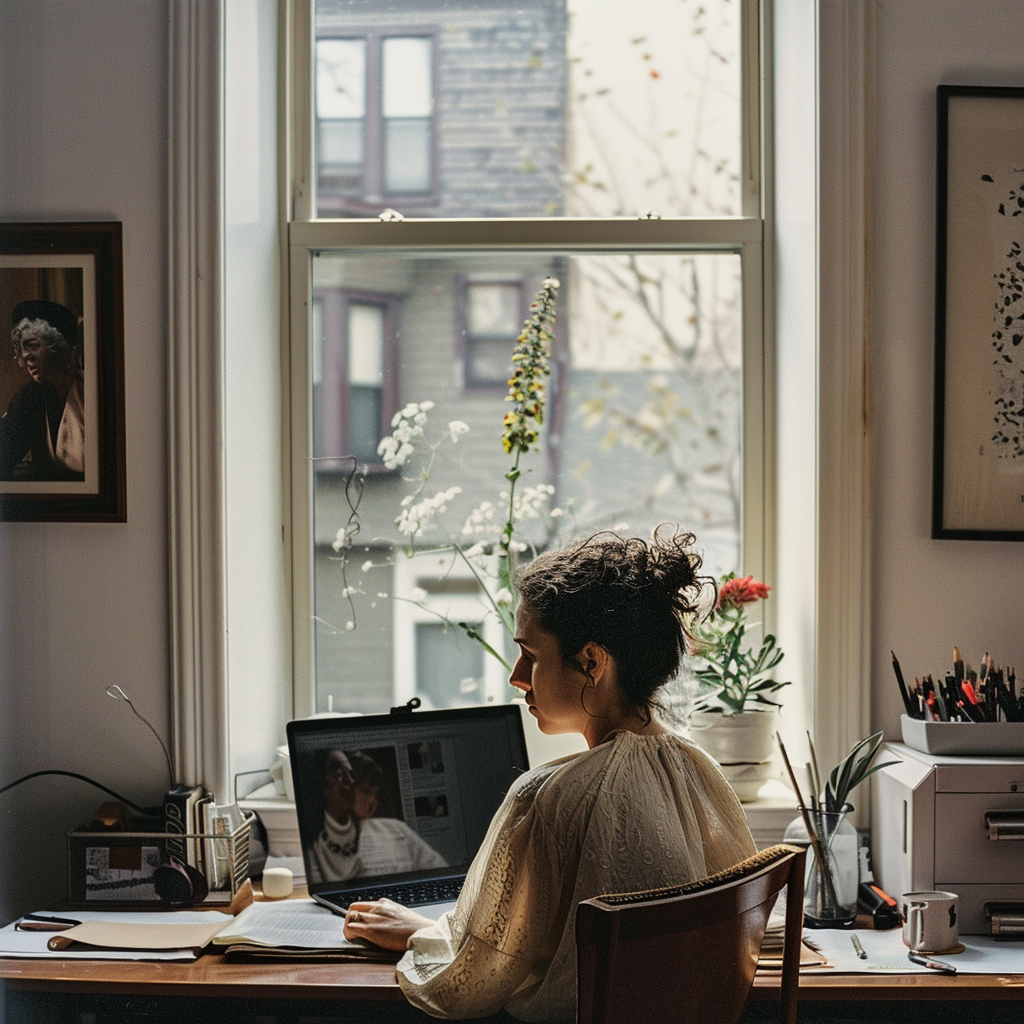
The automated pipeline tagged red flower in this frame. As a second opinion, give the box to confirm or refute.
[716,575,770,610]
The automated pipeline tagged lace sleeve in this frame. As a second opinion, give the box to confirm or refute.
[397,771,566,1019]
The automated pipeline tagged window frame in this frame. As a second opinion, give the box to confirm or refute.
[169,0,875,819]
[288,0,770,715]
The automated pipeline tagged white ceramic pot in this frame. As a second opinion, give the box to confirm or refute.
[684,709,776,801]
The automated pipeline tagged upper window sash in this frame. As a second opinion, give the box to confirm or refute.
[289,0,765,224]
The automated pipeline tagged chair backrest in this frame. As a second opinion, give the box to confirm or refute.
[575,843,806,1024]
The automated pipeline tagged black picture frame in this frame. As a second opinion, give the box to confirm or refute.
[0,222,125,521]
[933,86,1024,540]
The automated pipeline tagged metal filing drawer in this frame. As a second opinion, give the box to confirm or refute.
[871,743,1024,935]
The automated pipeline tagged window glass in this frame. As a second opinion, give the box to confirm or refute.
[416,622,485,709]
[382,37,432,118]
[316,38,367,201]
[310,250,741,714]
[384,120,431,193]
[312,0,740,219]
[348,303,384,385]
[465,282,520,386]
[317,38,366,117]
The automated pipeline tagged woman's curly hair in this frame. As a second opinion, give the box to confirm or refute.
[515,526,715,714]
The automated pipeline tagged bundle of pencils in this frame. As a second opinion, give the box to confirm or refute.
[892,649,1021,722]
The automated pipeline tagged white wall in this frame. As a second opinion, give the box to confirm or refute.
[2,0,1024,926]
[0,0,170,921]
[871,0,1024,737]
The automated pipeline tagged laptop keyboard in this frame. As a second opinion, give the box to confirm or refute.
[335,877,464,908]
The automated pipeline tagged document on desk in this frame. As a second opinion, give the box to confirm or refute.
[802,928,1024,974]
[0,910,225,961]
[209,898,398,960]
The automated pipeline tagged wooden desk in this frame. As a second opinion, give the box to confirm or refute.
[3,953,1024,1023]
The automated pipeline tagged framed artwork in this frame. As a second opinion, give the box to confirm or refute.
[0,222,125,521]
[933,86,1024,540]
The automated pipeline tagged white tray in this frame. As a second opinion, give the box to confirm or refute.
[900,714,1024,756]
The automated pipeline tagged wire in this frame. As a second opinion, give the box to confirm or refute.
[0,770,156,816]
[105,685,176,790]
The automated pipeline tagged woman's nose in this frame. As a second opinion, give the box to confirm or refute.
[509,658,530,692]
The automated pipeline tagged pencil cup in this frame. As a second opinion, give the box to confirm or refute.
[901,891,958,952]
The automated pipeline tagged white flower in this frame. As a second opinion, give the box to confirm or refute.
[495,587,513,607]
[549,507,564,518]
[345,621,355,632]
[332,524,356,552]
[396,486,463,537]
[361,560,374,572]
[448,420,470,442]
[419,400,435,412]
[409,587,428,603]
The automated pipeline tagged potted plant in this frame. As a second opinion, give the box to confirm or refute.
[682,574,791,800]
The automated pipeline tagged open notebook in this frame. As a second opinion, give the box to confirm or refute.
[287,705,530,917]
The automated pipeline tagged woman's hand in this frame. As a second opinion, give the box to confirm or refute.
[343,898,437,951]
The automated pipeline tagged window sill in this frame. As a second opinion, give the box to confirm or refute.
[241,777,799,859]
[741,778,798,846]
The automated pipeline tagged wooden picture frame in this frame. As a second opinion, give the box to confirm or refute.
[0,222,125,521]
[933,86,1024,540]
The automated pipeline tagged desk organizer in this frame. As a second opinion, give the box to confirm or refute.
[67,811,253,908]
[901,714,1024,756]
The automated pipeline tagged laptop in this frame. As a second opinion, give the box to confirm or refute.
[287,704,529,918]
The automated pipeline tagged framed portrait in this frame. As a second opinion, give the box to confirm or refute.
[933,86,1024,540]
[0,222,125,521]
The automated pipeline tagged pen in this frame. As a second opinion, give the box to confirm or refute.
[891,651,916,717]
[15,914,81,932]
[908,952,956,974]
[851,934,867,959]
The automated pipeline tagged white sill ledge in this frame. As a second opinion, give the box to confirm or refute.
[241,779,799,855]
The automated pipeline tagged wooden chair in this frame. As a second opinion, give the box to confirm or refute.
[575,843,806,1024]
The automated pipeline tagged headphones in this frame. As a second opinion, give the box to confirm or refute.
[154,858,210,906]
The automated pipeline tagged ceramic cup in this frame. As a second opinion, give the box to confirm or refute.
[901,890,958,952]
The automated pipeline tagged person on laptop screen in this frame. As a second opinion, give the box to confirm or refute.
[308,748,447,884]
[342,528,757,1023]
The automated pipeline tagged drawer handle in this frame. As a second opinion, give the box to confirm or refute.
[984,810,1024,840]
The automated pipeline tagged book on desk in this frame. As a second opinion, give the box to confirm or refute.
[4,899,397,963]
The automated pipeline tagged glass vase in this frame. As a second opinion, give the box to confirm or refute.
[783,804,858,928]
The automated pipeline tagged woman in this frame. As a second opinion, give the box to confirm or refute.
[342,529,756,1022]
[307,748,447,884]
[1,300,85,481]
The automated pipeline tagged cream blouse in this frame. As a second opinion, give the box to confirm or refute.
[396,729,756,1022]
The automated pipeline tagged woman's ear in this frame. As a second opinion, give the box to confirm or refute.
[577,642,611,685]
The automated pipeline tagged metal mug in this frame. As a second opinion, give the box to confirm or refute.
[901,890,958,952]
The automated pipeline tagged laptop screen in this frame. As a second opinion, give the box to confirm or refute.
[287,705,529,898]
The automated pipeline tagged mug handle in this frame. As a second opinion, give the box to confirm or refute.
[906,900,925,950]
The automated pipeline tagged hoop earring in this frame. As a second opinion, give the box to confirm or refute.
[578,671,607,720]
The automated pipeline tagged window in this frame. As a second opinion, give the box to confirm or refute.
[312,287,398,469]
[460,279,524,388]
[292,0,761,718]
[316,30,435,215]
